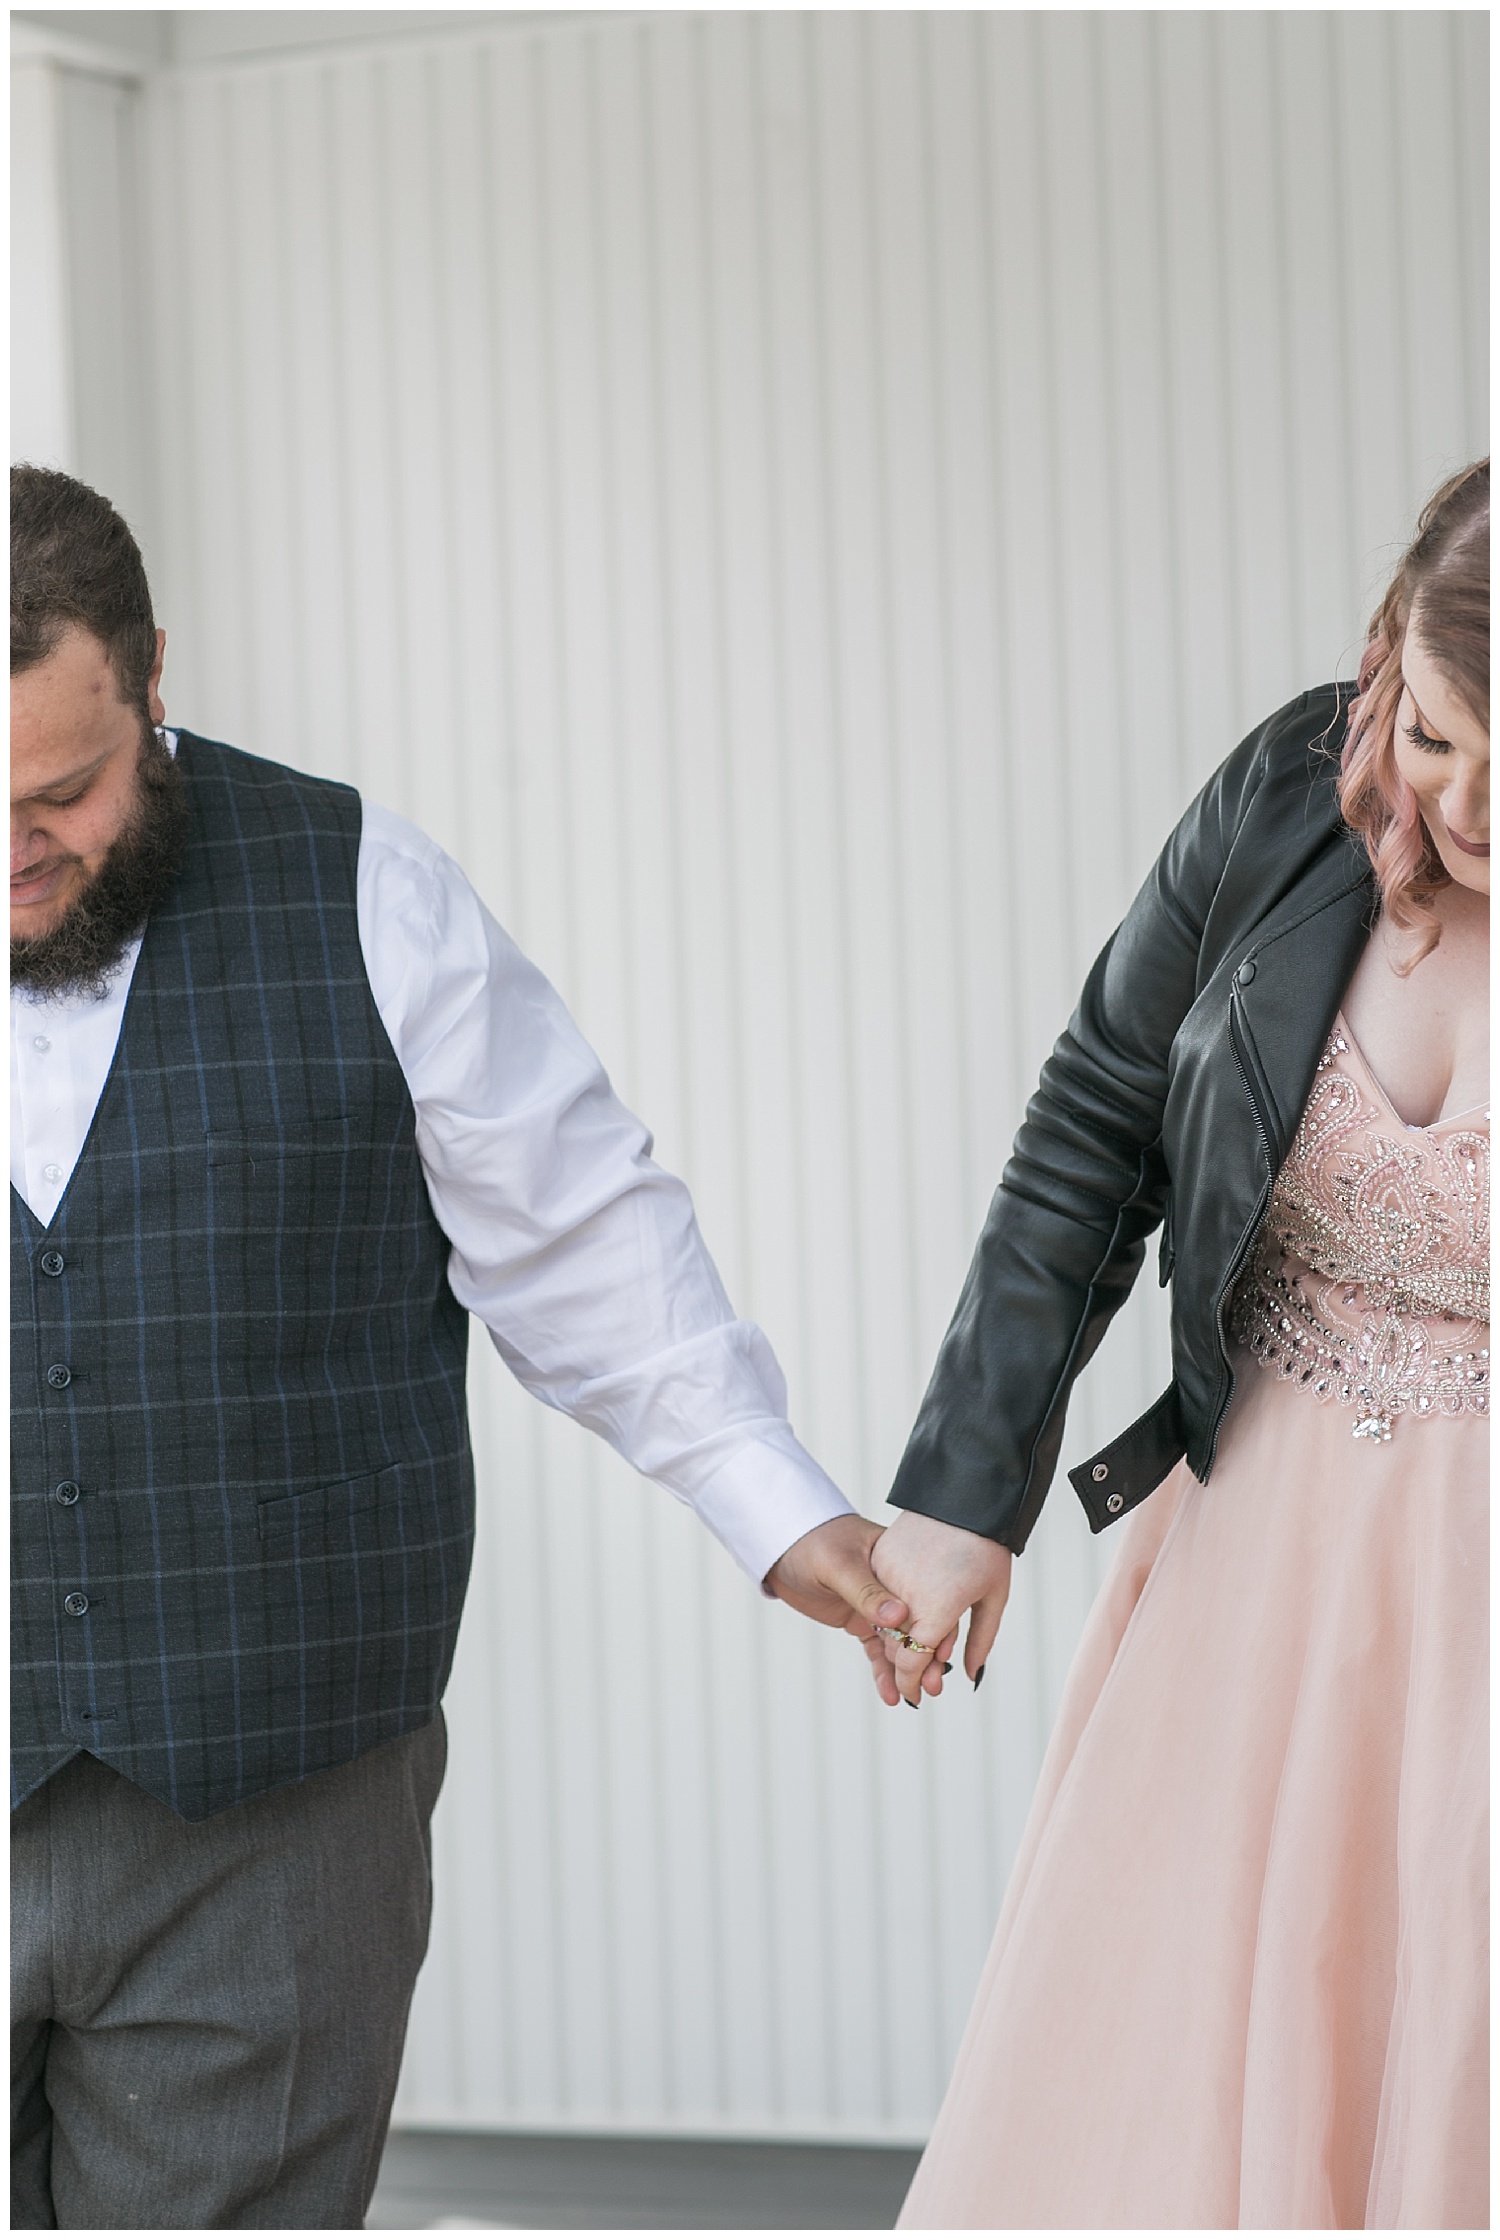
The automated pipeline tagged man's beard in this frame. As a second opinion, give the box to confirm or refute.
[10,728,189,1002]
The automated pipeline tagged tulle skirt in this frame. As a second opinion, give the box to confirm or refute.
[898,1361,1488,2229]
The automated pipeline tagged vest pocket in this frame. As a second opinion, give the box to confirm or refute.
[206,1116,353,1168]
[257,1463,399,1543]
[204,1120,376,1314]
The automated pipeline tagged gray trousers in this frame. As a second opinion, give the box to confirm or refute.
[11,1718,446,2230]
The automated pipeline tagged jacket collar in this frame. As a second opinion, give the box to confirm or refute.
[1232,841,1375,1161]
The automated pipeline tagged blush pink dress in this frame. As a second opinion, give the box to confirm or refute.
[899,1019,1489,2230]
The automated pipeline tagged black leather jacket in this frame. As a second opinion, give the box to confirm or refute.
[889,683,1375,1552]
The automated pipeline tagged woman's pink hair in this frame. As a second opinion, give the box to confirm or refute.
[1340,458,1489,968]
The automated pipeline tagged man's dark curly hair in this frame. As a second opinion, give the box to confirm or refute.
[11,465,159,718]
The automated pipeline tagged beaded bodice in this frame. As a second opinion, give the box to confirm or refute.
[1230,1018,1489,1441]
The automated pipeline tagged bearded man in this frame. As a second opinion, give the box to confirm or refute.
[10,467,908,2230]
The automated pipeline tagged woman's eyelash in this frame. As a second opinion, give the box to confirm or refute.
[1404,718,1449,755]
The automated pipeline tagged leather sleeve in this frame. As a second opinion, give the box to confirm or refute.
[886,694,1309,1552]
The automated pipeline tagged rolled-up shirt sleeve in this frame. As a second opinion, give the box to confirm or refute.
[356,800,854,1583]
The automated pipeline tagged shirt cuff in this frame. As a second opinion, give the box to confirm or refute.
[687,1426,857,1589]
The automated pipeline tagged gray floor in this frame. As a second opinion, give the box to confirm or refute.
[368,2130,922,2230]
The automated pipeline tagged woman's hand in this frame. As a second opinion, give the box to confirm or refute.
[868,1511,1013,1706]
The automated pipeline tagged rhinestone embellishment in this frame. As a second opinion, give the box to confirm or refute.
[1230,1024,1489,1440]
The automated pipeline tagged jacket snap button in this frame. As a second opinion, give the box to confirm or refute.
[54,1482,81,1506]
[40,1250,65,1277]
[46,1363,72,1389]
[63,1592,90,1618]
[1238,957,1257,985]
[1091,1463,1109,1482]
[1106,1492,1125,1514]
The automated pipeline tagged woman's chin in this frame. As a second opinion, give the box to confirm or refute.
[1443,853,1491,899]
[1422,822,1491,899]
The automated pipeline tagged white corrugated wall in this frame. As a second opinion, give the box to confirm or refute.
[13,7,1487,2142]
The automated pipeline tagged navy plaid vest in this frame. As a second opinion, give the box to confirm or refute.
[12,735,474,1821]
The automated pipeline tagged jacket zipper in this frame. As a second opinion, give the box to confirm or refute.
[1208,986,1276,1471]
[1204,869,1374,1470]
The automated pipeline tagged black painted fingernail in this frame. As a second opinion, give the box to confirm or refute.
[904,1695,920,1710]
[972,1664,987,1691]
[941,1662,953,1675]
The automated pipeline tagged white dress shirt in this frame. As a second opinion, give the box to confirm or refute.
[10,746,853,1583]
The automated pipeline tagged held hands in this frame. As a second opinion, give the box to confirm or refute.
[764,1515,912,1708]
[867,1510,1013,1707]
[764,1510,1012,1710]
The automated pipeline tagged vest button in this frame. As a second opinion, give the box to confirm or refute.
[1106,1492,1125,1514]
[63,1592,90,1618]
[40,1250,65,1277]
[1238,957,1257,985]
[46,1363,72,1389]
[54,1482,81,1506]
[1091,1463,1109,1482]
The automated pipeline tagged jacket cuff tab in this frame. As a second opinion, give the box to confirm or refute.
[1069,1383,1185,1531]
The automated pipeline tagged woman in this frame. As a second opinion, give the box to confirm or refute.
[871,461,1488,2229]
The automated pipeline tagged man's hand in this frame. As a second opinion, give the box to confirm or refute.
[765,1515,911,1708]
[869,1510,1012,1706]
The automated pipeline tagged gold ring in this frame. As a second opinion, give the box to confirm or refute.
[876,1625,937,1657]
